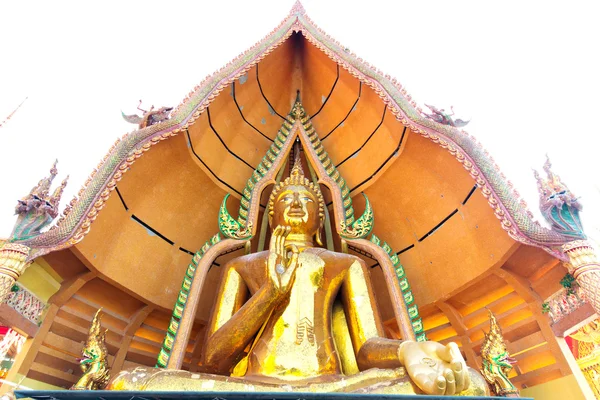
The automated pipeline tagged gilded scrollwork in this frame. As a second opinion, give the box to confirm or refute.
[219,194,253,240]
[340,194,374,239]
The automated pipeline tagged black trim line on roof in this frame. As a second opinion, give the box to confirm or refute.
[462,184,478,205]
[321,82,362,141]
[179,247,195,256]
[349,126,407,193]
[310,64,340,119]
[115,186,129,211]
[336,105,387,168]
[206,108,255,170]
[207,262,221,272]
[256,64,286,120]
[186,129,244,197]
[418,209,459,242]
[131,214,175,245]
[347,245,375,259]
[396,244,414,256]
[186,129,266,209]
[394,184,480,255]
[232,82,273,143]
[348,245,380,269]
[208,245,246,271]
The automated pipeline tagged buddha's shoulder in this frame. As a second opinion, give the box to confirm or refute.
[225,250,270,267]
[225,249,364,269]
[304,248,364,266]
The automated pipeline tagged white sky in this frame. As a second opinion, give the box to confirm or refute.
[1,0,599,244]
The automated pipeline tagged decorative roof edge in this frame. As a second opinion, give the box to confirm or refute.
[8,1,571,261]
[10,8,299,260]
[293,12,571,259]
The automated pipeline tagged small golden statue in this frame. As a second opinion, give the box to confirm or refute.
[71,309,110,390]
[481,311,519,397]
[109,155,489,396]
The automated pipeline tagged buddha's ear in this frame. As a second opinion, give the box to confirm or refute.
[315,228,323,246]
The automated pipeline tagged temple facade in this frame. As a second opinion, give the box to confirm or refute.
[0,2,598,399]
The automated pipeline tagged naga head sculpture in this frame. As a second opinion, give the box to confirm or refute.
[71,308,110,390]
[480,311,518,396]
[11,160,68,241]
[81,309,108,368]
[534,156,585,240]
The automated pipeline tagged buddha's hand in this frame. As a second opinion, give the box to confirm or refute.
[399,341,470,396]
[266,225,300,299]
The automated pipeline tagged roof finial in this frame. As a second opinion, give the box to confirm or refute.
[289,0,306,17]
[11,160,68,240]
[291,92,306,121]
[533,155,585,239]
[290,151,304,178]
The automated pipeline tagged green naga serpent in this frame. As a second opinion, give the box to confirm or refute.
[480,310,519,397]
[71,309,110,390]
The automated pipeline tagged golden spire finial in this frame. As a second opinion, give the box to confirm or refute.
[291,91,305,121]
[290,151,304,178]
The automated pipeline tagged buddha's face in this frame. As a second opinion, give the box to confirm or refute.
[271,185,320,236]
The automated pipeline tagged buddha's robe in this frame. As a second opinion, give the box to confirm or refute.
[109,248,488,396]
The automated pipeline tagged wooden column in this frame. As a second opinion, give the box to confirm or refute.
[436,301,479,367]
[13,304,59,379]
[13,271,95,379]
[189,327,207,372]
[495,269,572,375]
[111,305,154,376]
[0,337,33,394]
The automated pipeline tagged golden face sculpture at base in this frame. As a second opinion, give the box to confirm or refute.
[109,157,489,396]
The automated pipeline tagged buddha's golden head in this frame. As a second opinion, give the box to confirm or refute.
[268,155,325,238]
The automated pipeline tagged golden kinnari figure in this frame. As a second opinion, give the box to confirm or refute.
[480,311,519,397]
[109,155,488,396]
[71,309,110,390]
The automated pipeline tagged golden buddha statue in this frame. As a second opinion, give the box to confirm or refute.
[109,156,488,396]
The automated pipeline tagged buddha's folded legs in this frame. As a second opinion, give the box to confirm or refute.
[108,366,489,396]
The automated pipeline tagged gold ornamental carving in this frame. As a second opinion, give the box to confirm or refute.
[572,319,600,399]
[0,243,31,303]
[71,309,110,390]
[480,311,519,397]
[562,240,600,316]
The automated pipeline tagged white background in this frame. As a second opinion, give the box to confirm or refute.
[1,0,599,243]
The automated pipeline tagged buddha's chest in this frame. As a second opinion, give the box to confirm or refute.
[277,251,343,343]
[248,250,345,377]
[244,249,344,294]
[292,251,327,291]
